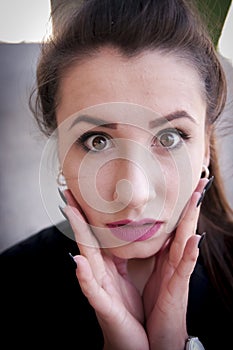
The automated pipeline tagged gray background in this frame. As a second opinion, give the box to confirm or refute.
[0,43,61,252]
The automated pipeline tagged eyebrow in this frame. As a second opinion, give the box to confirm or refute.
[148,110,198,128]
[69,115,118,129]
[69,110,198,130]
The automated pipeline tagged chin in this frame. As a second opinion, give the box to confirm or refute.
[107,240,163,260]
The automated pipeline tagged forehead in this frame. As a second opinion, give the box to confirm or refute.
[57,47,206,125]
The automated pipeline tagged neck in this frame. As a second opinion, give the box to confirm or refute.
[127,256,155,294]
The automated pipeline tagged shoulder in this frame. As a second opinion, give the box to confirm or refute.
[0,222,104,347]
[0,221,77,260]
[187,254,232,348]
[0,222,80,290]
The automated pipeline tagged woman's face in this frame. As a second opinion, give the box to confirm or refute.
[56,47,210,259]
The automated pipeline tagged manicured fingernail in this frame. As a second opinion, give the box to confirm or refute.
[68,252,77,268]
[58,187,67,204]
[196,176,214,207]
[196,191,205,208]
[204,176,214,192]
[198,232,206,248]
[59,205,69,220]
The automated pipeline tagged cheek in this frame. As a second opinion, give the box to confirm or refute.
[62,144,82,179]
[66,177,99,225]
[157,151,189,205]
[164,161,180,201]
[159,150,194,232]
[64,156,117,217]
[62,148,92,209]
[95,161,118,201]
[161,142,205,232]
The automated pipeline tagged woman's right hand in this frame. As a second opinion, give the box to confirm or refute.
[63,190,149,350]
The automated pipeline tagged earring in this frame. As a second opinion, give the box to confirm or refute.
[201,164,210,179]
[56,167,67,189]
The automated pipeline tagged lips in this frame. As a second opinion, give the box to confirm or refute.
[106,219,162,242]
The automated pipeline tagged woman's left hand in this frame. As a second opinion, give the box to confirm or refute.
[143,178,208,350]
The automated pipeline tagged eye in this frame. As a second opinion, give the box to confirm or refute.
[159,131,180,148]
[86,135,110,151]
[152,128,188,150]
[76,132,113,152]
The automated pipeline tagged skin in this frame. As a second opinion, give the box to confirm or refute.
[56,47,210,349]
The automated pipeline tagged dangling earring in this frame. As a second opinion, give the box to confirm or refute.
[201,164,210,179]
[56,167,67,190]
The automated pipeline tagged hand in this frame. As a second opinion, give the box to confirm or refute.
[143,178,208,350]
[63,190,149,350]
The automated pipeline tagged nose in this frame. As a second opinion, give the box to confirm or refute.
[113,159,156,208]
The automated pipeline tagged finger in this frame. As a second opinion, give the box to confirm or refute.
[63,189,88,220]
[73,254,112,318]
[194,177,209,193]
[64,205,107,283]
[169,192,199,268]
[169,178,208,268]
[113,256,128,278]
[62,190,100,249]
[167,234,201,300]
[63,189,76,206]
[64,205,99,248]
[177,178,208,237]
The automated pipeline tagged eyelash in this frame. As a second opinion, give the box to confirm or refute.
[75,131,113,152]
[152,128,191,150]
[75,128,191,153]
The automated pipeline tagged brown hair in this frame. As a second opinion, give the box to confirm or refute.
[30,0,233,309]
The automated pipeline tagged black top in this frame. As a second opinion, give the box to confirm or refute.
[0,222,231,349]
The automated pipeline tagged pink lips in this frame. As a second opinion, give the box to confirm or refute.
[106,219,162,242]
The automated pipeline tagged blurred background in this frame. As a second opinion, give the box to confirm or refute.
[0,0,232,252]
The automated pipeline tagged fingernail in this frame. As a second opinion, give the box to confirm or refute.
[198,232,206,248]
[196,176,214,207]
[196,191,205,208]
[68,252,77,268]
[59,205,69,220]
[58,187,67,204]
[203,176,214,192]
